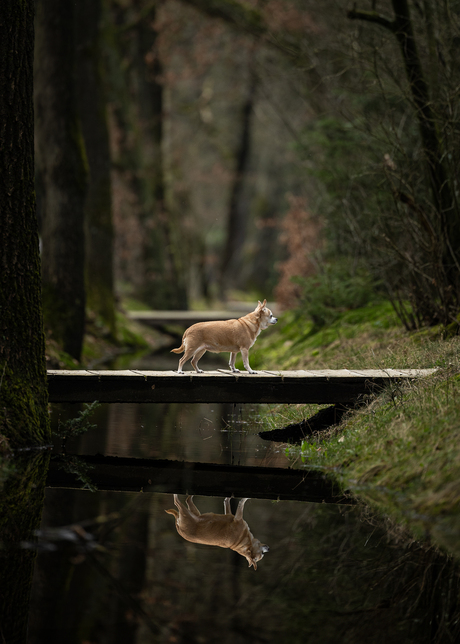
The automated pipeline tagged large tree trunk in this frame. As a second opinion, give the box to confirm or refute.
[76,0,117,337]
[0,2,51,641]
[0,455,50,644]
[35,0,88,360]
[0,0,49,446]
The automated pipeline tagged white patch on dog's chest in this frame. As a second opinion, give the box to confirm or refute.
[249,329,261,348]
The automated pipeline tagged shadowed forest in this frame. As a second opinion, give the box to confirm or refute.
[2,2,460,642]
[32,0,460,362]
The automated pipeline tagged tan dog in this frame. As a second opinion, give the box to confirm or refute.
[166,495,269,570]
[171,299,277,374]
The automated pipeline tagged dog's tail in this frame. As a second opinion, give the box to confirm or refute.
[165,508,179,519]
[171,343,184,354]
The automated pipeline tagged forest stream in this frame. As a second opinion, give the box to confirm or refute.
[18,350,460,643]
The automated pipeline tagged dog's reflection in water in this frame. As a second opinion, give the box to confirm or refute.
[166,495,269,570]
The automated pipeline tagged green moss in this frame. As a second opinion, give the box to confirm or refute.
[258,303,460,559]
[0,364,50,447]
[238,301,401,371]
[0,452,50,641]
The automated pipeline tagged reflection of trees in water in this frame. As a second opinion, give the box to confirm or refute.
[268,505,460,644]
[28,492,460,644]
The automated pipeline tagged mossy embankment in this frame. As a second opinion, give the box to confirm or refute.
[251,302,460,559]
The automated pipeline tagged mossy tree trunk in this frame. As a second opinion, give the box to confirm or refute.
[0,0,50,447]
[35,0,88,360]
[0,2,51,641]
[76,0,117,338]
[0,454,50,644]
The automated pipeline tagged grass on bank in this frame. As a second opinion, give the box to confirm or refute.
[252,301,460,559]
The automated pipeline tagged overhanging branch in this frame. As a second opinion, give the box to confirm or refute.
[347,5,396,31]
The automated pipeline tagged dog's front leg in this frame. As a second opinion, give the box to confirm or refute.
[235,497,250,521]
[229,352,240,373]
[241,348,256,374]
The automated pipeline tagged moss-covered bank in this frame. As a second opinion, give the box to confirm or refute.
[254,302,460,559]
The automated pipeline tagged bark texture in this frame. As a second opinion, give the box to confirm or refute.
[0,2,50,641]
[76,0,117,337]
[133,9,188,309]
[35,0,88,359]
[0,0,49,446]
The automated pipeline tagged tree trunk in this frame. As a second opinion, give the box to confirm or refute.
[76,0,117,337]
[133,8,188,310]
[220,67,257,294]
[389,1,454,235]
[348,0,460,323]
[0,0,50,447]
[108,3,188,310]
[0,455,50,644]
[35,0,88,360]
[0,3,50,641]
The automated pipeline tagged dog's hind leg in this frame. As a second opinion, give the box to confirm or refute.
[186,496,201,516]
[177,346,195,373]
[191,347,206,373]
[229,352,240,373]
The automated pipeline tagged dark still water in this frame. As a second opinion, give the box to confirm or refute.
[19,352,460,642]
[50,400,288,468]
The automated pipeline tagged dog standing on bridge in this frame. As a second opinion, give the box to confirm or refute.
[166,494,269,569]
[171,299,277,374]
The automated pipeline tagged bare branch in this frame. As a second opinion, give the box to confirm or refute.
[347,5,396,32]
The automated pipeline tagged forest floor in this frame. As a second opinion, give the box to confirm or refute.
[45,305,168,369]
[251,301,460,560]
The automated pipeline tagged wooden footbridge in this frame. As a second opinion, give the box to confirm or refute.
[127,307,258,329]
[47,368,436,404]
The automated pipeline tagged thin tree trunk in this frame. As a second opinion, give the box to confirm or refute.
[35,0,88,360]
[348,1,451,215]
[133,8,188,309]
[348,0,460,320]
[76,0,117,337]
[220,67,257,294]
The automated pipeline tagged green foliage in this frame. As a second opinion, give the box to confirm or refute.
[293,260,378,328]
[244,300,400,372]
[54,401,100,447]
[296,114,386,258]
[54,455,98,492]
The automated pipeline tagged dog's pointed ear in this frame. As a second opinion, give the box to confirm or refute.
[247,557,257,570]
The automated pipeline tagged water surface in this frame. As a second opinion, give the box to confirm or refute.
[26,351,460,643]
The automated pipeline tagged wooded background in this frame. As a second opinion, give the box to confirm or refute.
[33,0,460,359]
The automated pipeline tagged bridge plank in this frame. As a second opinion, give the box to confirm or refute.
[47,368,437,404]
